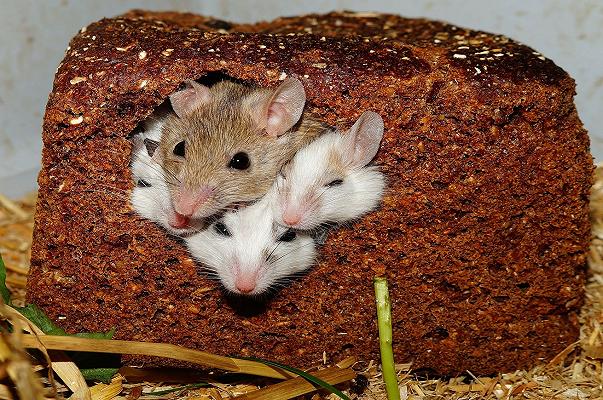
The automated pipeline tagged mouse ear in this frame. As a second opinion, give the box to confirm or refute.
[342,111,384,168]
[143,138,160,157]
[250,78,306,137]
[169,80,211,118]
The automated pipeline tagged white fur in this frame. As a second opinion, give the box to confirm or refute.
[185,191,317,296]
[130,118,204,235]
[274,112,386,230]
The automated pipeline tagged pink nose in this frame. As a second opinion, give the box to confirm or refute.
[235,277,256,294]
[175,186,213,217]
[282,210,301,227]
[169,212,190,229]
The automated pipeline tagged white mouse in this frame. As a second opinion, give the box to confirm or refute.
[185,191,317,296]
[273,111,386,231]
[130,117,205,236]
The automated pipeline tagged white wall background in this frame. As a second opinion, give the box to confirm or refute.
[1,0,602,198]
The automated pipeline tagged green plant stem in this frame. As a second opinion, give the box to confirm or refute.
[374,277,401,400]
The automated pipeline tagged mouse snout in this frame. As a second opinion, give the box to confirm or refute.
[175,186,214,217]
[282,208,302,227]
[282,199,307,227]
[169,212,190,229]
[234,272,258,294]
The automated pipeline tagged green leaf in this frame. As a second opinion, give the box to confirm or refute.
[14,304,115,340]
[74,327,115,340]
[15,304,67,335]
[80,367,119,383]
[0,254,12,305]
[13,304,120,382]
[237,357,350,400]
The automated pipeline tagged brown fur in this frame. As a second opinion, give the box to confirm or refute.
[327,146,348,177]
[159,80,327,217]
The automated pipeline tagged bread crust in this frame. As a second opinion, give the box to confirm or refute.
[27,10,592,375]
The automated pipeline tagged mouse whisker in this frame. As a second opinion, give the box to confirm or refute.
[269,241,316,265]
[266,240,283,262]
[134,156,181,186]
[133,151,180,185]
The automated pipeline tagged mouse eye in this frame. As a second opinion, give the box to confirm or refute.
[136,179,151,187]
[278,229,297,242]
[228,152,250,170]
[214,221,231,237]
[173,141,185,158]
[326,179,344,187]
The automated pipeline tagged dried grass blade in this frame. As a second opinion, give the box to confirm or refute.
[5,275,28,289]
[0,303,47,400]
[336,356,357,369]
[89,375,123,400]
[548,342,579,366]
[53,351,92,400]
[4,263,30,276]
[0,333,46,400]
[19,335,294,379]
[237,357,350,399]
[0,194,29,221]
[237,366,355,400]
[448,383,487,392]
[2,306,91,399]
[0,384,14,400]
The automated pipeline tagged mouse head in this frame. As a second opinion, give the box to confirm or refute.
[274,111,386,230]
[157,77,307,219]
[130,135,205,236]
[185,194,317,296]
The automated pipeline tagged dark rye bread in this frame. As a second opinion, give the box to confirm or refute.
[27,10,592,375]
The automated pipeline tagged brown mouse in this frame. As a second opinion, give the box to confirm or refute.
[155,77,326,223]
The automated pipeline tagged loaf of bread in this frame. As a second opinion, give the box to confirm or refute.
[27,10,592,375]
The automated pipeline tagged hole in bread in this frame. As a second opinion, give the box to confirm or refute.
[152,309,166,320]
[488,262,504,271]
[431,180,448,190]
[516,282,530,291]
[117,101,135,117]
[426,80,444,104]
[493,295,509,303]
[538,244,551,257]
[341,343,354,352]
[165,257,180,266]
[423,326,449,341]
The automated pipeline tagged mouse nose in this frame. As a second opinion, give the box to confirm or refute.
[235,271,258,294]
[282,210,301,227]
[235,279,256,294]
[169,212,190,229]
[175,186,214,217]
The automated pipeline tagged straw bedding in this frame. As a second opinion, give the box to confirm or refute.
[0,165,601,398]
